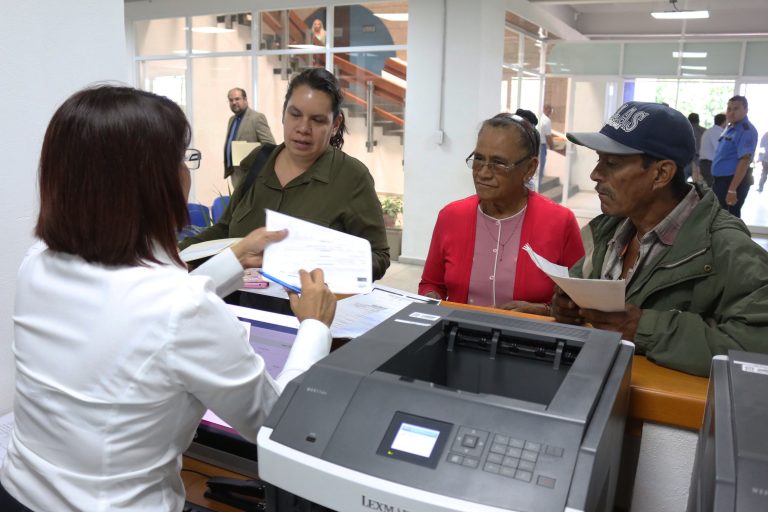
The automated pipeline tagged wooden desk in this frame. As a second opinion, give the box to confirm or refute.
[441,301,709,431]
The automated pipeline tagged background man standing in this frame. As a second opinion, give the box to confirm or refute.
[537,104,555,190]
[698,113,726,188]
[686,113,706,183]
[758,130,768,193]
[224,88,276,188]
[712,95,758,218]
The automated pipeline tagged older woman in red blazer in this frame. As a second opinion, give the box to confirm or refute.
[419,113,584,315]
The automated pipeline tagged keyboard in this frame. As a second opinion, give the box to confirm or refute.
[183,501,217,512]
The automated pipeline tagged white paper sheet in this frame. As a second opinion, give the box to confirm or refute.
[331,285,440,338]
[179,238,242,263]
[231,141,260,166]
[0,411,14,466]
[263,210,373,294]
[522,244,625,312]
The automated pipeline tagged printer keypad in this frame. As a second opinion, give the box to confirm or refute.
[450,427,489,459]
[449,426,562,488]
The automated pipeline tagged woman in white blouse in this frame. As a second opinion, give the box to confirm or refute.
[0,85,336,512]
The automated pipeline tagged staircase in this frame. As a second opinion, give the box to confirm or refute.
[539,175,578,203]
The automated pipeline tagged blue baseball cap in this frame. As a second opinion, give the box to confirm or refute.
[567,101,696,168]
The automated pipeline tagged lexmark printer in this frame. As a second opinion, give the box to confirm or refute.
[687,351,768,512]
[257,304,634,512]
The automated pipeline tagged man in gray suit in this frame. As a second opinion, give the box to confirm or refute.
[224,88,276,188]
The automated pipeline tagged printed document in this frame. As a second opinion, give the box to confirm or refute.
[179,238,242,263]
[232,141,260,166]
[263,210,373,294]
[331,284,440,338]
[522,244,625,312]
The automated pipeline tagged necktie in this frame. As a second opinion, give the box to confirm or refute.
[226,115,243,168]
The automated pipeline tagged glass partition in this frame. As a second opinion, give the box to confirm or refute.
[190,56,253,203]
[138,59,187,111]
[192,13,252,53]
[546,43,620,75]
[334,2,408,48]
[260,8,325,50]
[332,50,406,196]
[624,43,679,76]
[135,18,186,57]
[681,42,741,77]
[744,42,768,76]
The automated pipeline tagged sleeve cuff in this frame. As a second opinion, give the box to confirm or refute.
[190,248,244,298]
[275,319,332,391]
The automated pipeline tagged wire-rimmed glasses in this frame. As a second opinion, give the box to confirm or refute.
[465,153,531,174]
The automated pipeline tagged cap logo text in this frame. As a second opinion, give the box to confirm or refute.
[607,105,649,133]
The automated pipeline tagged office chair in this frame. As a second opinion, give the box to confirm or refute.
[187,203,212,228]
[211,196,230,223]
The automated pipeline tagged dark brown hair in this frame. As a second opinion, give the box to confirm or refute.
[36,85,190,266]
[282,67,347,149]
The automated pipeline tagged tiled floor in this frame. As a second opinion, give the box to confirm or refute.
[379,260,424,293]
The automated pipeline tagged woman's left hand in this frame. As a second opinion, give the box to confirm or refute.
[231,228,288,269]
[499,300,548,316]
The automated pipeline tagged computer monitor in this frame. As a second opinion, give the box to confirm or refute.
[185,304,299,477]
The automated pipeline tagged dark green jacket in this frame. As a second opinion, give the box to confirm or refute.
[180,144,390,280]
[572,185,768,376]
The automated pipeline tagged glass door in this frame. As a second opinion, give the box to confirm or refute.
[738,83,768,233]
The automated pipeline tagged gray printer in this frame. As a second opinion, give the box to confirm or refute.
[257,303,634,512]
[687,351,768,512]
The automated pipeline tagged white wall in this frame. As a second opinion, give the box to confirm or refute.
[400,0,505,263]
[0,1,128,413]
[631,423,698,512]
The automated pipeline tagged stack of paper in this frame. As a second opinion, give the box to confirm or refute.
[331,285,440,338]
[179,238,242,263]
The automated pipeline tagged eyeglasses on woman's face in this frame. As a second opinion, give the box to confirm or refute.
[184,149,202,170]
[465,153,530,175]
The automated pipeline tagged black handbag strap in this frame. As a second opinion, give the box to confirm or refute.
[241,143,276,195]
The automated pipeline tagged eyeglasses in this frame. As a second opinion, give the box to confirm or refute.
[465,154,531,174]
[184,149,202,170]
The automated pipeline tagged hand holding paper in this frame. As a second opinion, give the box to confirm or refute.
[522,244,625,312]
[262,210,373,294]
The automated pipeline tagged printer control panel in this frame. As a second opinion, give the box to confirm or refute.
[446,427,563,488]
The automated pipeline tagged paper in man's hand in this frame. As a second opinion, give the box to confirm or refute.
[522,244,625,312]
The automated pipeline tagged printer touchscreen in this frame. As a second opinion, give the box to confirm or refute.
[377,411,453,468]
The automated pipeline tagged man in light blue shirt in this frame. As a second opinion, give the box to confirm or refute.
[698,113,726,188]
[712,95,758,218]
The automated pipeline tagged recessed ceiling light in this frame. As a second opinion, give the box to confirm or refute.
[652,0,709,20]
[680,65,707,70]
[652,10,709,19]
[672,51,708,58]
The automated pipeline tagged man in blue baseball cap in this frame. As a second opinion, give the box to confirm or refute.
[552,101,768,376]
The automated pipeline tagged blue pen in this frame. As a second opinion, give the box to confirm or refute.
[257,270,302,294]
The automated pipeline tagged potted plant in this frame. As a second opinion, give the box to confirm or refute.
[380,195,403,260]
[380,196,403,228]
